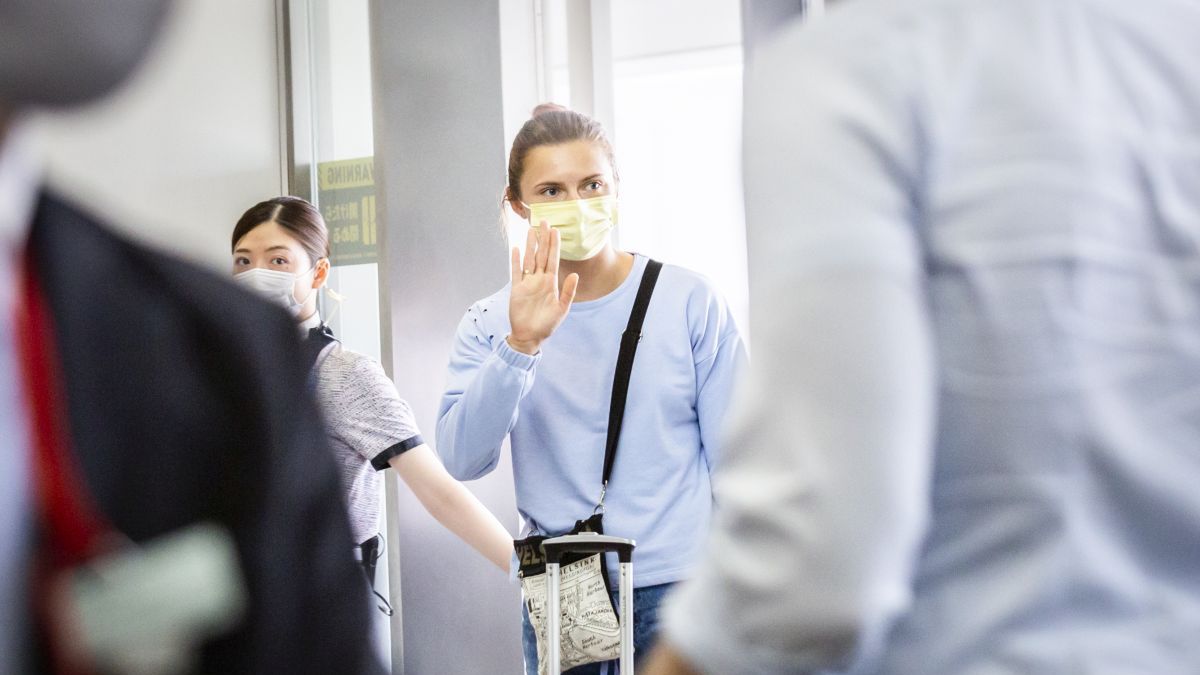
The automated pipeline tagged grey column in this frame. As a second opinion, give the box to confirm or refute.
[370,1,523,673]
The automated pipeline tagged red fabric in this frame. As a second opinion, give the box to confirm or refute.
[16,250,113,674]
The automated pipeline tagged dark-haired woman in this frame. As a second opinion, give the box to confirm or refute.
[231,197,513,588]
[437,105,747,674]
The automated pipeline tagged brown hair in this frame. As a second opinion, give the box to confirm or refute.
[506,103,618,202]
[231,196,330,266]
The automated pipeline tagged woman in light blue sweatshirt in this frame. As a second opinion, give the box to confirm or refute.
[436,104,747,675]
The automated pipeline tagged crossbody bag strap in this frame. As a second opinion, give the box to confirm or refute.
[597,259,663,510]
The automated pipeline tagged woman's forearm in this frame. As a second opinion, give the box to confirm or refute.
[424,479,514,571]
[391,445,513,571]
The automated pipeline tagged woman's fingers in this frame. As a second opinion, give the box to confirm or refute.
[510,246,522,285]
[522,226,537,277]
[534,221,552,273]
[559,272,579,309]
[546,225,561,279]
[513,222,564,298]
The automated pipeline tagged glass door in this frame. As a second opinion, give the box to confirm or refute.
[278,0,394,667]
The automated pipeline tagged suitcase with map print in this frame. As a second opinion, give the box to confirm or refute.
[541,533,636,674]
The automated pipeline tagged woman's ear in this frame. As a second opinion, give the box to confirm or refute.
[507,188,530,220]
[312,257,331,289]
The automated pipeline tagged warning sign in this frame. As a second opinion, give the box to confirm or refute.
[318,156,378,265]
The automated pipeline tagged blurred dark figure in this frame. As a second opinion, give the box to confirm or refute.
[0,1,380,673]
[648,0,1200,673]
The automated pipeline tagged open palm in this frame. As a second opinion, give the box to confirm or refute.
[508,221,579,354]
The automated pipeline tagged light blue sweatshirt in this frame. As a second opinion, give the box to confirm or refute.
[437,254,746,587]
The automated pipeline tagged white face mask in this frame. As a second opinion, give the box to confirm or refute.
[234,267,316,317]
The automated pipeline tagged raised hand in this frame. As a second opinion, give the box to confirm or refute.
[507,221,579,354]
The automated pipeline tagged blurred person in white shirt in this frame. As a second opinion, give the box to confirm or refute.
[648,0,1200,673]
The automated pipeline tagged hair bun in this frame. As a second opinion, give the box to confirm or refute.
[531,102,569,118]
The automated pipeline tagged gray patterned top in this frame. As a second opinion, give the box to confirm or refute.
[310,336,423,544]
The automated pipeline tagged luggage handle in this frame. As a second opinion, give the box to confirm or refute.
[542,533,635,564]
[545,534,636,674]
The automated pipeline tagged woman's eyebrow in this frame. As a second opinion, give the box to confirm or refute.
[233,245,291,255]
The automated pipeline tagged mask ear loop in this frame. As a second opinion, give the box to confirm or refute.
[323,286,347,328]
[306,258,344,327]
[291,261,322,308]
[500,192,532,249]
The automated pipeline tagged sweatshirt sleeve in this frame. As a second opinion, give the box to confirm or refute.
[691,287,749,475]
[435,300,540,480]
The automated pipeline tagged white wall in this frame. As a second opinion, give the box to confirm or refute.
[315,0,375,162]
[31,0,284,271]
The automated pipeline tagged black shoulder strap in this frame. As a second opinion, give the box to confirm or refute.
[601,259,663,493]
[301,324,338,372]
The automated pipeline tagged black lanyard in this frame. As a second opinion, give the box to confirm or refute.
[595,258,663,511]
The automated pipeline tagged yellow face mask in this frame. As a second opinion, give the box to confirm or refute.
[527,195,617,261]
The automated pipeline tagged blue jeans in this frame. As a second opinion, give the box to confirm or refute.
[522,581,674,675]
